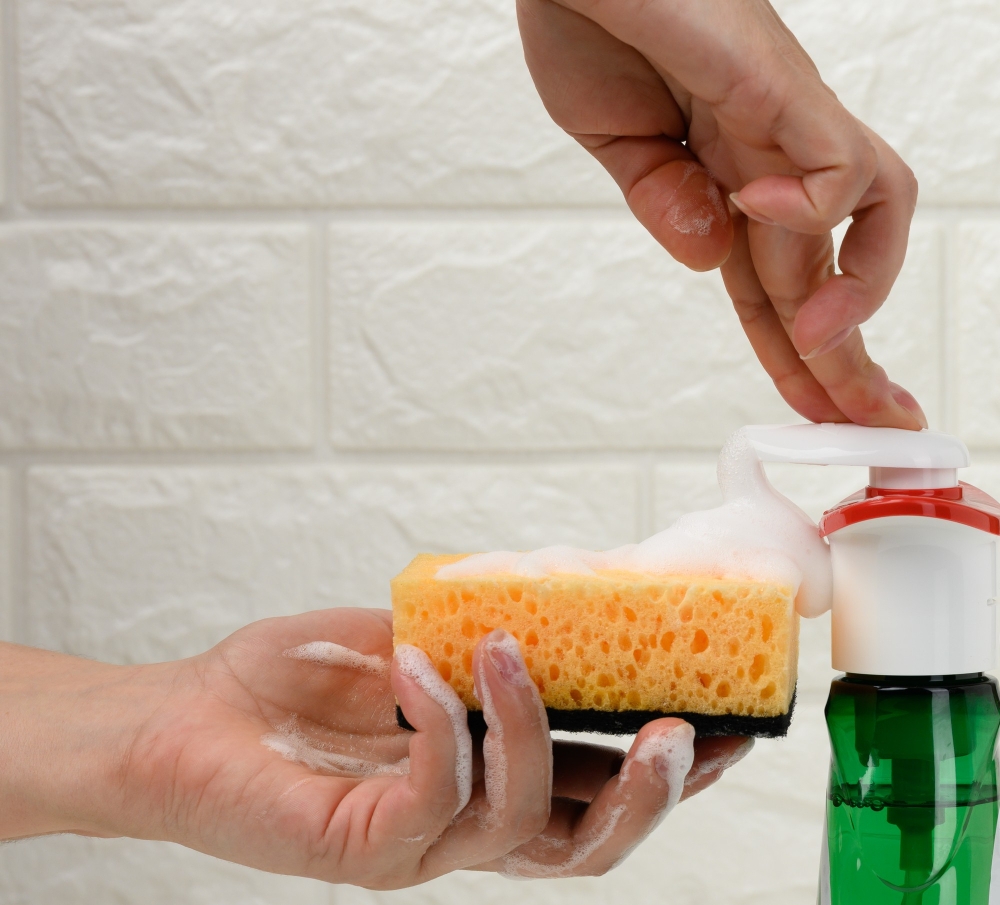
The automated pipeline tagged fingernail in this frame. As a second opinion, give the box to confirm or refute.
[730,192,777,226]
[485,630,531,687]
[800,326,855,360]
[890,382,929,429]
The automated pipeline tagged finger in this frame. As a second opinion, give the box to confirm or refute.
[588,140,734,271]
[476,719,695,878]
[796,330,926,430]
[551,741,626,802]
[680,736,754,801]
[792,131,919,357]
[419,630,552,876]
[369,646,472,848]
[742,205,926,430]
[721,216,847,423]
[730,103,877,233]
[517,0,732,270]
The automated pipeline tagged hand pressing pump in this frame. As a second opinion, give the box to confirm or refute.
[746,423,1000,905]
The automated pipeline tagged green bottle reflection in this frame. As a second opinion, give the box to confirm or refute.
[825,674,1000,904]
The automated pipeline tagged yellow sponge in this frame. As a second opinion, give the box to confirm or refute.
[391,554,798,721]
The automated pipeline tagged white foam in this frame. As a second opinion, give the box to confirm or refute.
[500,805,627,879]
[477,646,507,823]
[283,641,389,676]
[436,428,833,618]
[394,644,473,817]
[261,717,410,777]
[685,737,755,785]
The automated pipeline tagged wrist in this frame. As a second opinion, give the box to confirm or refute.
[0,642,171,841]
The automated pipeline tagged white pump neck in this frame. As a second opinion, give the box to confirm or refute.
[869,467,958,490]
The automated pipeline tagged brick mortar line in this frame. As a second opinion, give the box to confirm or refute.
[2,0,17,208]
[0,205,635,223]
[7,463,25,643]
[5,445,1000,468]
[0,448,725,468]
[0,205,994,225]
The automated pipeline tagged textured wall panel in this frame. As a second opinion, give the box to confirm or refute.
[19,0,616,207]
[0,226,312,449]
[27,464,638,662]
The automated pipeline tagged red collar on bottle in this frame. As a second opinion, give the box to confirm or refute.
[819,482,1000,538]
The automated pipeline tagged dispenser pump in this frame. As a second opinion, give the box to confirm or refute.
[745,423,1000,676]
[742,424,1000,904]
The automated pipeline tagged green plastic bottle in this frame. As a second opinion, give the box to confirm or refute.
[736,424,1000,903]
[825,674,1000,904]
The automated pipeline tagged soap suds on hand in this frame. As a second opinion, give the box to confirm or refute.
[394,644,473,816]
[261,716,410,777]
[436,428,833,618]
[619,722,696,816]
[476,640,508,823]
[686,737,754,785]
[500,805,627,879]
[283,641,390,676]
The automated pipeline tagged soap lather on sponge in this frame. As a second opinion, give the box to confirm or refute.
[392,555,798,737]
[390,430,830,738]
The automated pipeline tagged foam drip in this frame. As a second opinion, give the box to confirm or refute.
[436,428,832,618]
[261,717,410,777]
[283,641,389,676]
[394,644,473,816]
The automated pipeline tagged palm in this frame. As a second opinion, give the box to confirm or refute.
[125,608,418,885]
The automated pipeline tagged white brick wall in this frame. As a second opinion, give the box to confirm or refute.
[2,0,998,903]
[26,464,638,662]
[0,225,313,449]
[0,470,9,641]
[20,0,615,207]
[958,222,1000,445]
[774,0,1000,204]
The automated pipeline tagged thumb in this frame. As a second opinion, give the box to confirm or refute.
[589,137,734,271]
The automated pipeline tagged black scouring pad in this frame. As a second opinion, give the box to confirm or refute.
[396,688,794,739]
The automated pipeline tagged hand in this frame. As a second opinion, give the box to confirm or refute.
[518,0,926,430]
[0,610,752,886]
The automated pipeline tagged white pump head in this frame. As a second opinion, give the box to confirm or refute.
[744,422,969,489]
[744,423,999,677]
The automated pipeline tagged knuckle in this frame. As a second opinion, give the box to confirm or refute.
[523,805,551,840]
[506,809,550,848]
[856,137,879,185]
[902,164,919,208]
